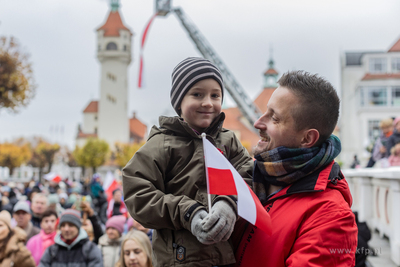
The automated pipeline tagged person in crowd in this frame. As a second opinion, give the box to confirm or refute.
[232,71,358,266]
[367,118,393,167]
[59,193,68,209]
[80,200,104,244]
[106,189,128,218]
[31,193,49,228]
[27,209,58,266]
[126,217,153,243]
[48,194,64,216]
[386,116,400,156]
[39,209,103,267]
[0,210,36,267]
[388,143,400,166]
[123,57,253,266]
[13,201,40,242]
[98,215,125,267]
[351,154,361,169]
[115,230,153,267]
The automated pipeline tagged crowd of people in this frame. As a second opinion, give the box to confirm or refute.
[0,176,154,267]
[365,116,400,168]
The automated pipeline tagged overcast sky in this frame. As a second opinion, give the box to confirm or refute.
[0,0,399,149]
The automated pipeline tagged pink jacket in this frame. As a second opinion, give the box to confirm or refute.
[26,230,57,266]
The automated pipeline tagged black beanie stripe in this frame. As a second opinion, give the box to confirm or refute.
[170,57,224,115]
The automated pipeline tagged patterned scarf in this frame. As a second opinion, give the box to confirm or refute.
[253,135,341,203]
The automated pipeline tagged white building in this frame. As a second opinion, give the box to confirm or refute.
[340,36,400,167]
[76,0,147,148]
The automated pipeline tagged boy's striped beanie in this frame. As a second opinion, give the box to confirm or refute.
[59,209,81,229]
[170,57,224,115]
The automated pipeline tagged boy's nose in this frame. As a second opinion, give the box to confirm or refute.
[202,96,213,107]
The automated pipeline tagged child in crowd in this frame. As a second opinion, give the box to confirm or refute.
[123,57,253,266]
[388,143,400,166]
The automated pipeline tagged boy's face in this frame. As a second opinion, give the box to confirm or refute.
[179,78,222,133]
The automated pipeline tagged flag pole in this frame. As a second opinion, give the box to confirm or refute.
[201,133,212,212]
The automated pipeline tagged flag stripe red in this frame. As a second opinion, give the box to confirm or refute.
[138,13,157,89]
[208,168,238,195]
[250,189,272,235]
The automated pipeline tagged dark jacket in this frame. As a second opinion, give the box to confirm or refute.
[39,229,103,267]
[123,114,253,267]
[232,162,358,267]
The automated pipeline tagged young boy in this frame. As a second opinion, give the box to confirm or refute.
[122,57,253,266]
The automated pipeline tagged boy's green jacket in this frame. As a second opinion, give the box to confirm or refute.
[122,113,253,267]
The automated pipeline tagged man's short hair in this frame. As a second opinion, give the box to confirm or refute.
[278,70,340,146]
[40,208,58,222]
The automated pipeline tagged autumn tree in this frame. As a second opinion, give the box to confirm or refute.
[0,36,36,112]
[114,142,144,168]
[29,139,60,182]
[74,138,109,174]
[0,142,31,175]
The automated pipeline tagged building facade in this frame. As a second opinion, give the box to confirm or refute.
[340,36,400,167]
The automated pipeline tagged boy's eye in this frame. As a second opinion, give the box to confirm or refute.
[212,94,221,98]
[192,93,201,97]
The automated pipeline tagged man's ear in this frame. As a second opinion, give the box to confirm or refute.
[300,129,319,148]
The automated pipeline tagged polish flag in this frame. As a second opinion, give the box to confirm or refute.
[103,171,120,201]
[202,134,272,235]
[44,172,62,183]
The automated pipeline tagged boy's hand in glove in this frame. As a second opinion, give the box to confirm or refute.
[190,209,215,245]
[202,200,237,243]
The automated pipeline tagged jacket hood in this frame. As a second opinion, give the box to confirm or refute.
[270,161,353,207]
[55,228,88,250]
[148,113,225,141]
[3,227,27,255]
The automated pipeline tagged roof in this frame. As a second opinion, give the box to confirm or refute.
[97,11,132,37]
[254,87,276,113]
[129,115,147,141]
[361,73,400,81]
[345,51,383,66]
[389,37,400,52]
[77,132,98,139]
[264,68,278,75]
[222,107,259,149]
[83,101,98,113]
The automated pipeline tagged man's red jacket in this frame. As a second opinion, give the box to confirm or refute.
[233,161,358,267]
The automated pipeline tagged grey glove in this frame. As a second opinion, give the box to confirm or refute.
[202,200,236,243]
[190,209,215,245]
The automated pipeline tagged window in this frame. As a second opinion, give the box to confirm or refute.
[123,45,127,51]
[392,87,400,106]
[369,58,387,73]
[392,58,400,72]
[368,120,380,142]
[106,42,117,50]
[361,87,387,106]
[98,45,101,51]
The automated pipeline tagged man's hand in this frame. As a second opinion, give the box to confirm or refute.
[80,201,94,217]
[190,209,215,245]
[202,200,236,243]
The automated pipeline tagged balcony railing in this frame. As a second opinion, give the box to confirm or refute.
[343,167,400,266]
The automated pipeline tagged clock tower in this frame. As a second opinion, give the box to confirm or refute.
[96,0,132,146]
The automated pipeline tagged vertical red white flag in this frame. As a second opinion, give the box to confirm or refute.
[103,171,119,201]
[202,134,272,235]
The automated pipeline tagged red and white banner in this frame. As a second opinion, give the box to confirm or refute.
[202,134,272,235]
[138,13,158,88]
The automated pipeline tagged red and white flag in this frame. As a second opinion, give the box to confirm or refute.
[103,171,120,201]
[44,172,62,183]
[138,13,158,88]
[202,134,272,235]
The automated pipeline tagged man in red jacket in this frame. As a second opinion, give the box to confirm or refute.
[233,71,357,267]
